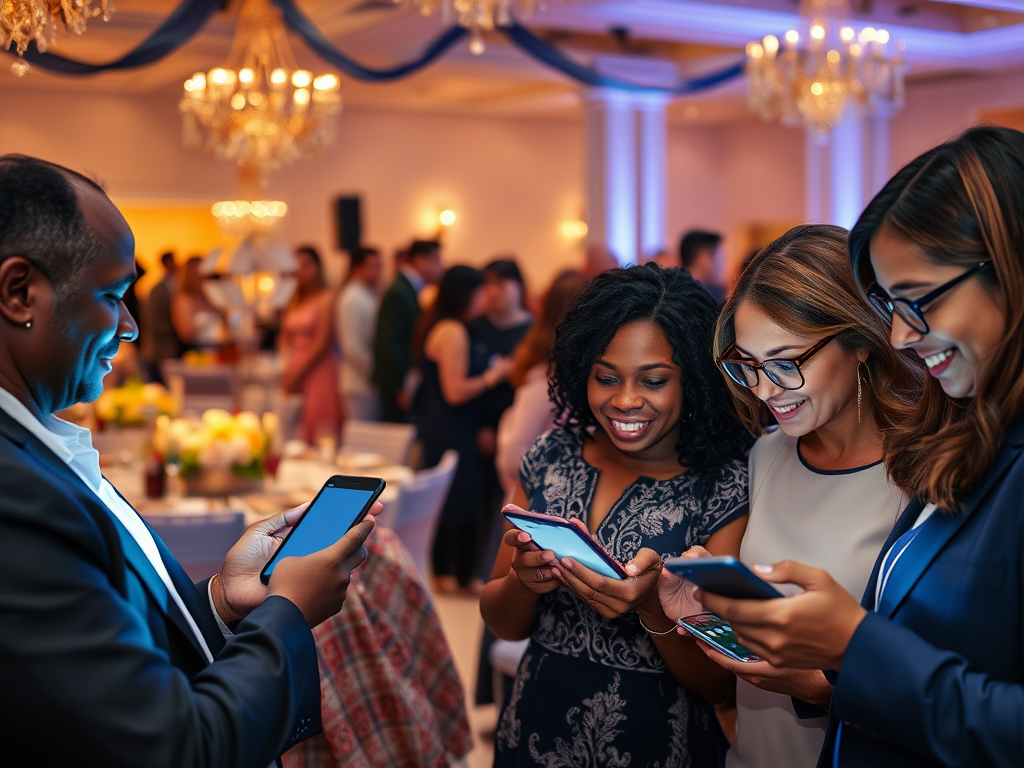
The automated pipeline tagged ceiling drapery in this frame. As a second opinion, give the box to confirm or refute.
[4,0,744,95]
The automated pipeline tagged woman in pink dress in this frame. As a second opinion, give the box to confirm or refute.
[280,246,344,445]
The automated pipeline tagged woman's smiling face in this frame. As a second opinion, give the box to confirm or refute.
[732,301,865,437]
[587,320,683,461]
[868,224,1005,399]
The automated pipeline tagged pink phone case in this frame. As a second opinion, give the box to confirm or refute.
[502,505,629,579]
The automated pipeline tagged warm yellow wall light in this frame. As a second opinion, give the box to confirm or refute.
[559,220,588,240]
[439,209,457,227]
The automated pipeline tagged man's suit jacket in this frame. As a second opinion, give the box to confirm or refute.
[0,409,322,768]
[819,416,1024,768]
[371,272,420,415]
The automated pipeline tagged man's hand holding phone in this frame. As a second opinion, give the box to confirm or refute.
[213,500,383,627]
[267,514,376,627]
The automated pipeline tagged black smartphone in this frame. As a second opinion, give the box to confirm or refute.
[259,475,385,585]
[677,612,763,663]
[663,555,783,599]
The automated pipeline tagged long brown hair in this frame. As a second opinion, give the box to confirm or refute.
[849,125,1024,512]
[511,270,586,387]
[714,224,923,441]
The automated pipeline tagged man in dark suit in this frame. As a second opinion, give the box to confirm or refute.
[0,154,377,768]
[371,240,442,422]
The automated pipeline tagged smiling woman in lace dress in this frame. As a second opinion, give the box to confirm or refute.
[480,264,752,768]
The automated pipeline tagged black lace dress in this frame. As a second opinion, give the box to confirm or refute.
[494,427,748,768]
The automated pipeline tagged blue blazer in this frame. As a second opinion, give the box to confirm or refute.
[0,409,322,768]
[820,416,1024,767]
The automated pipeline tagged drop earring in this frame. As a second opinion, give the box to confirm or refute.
[857,371,862,424]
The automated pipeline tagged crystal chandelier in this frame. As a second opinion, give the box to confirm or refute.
[408,0,542,53]
[745,0,904,135]
[179,0,341,180]
[1,0,113,76]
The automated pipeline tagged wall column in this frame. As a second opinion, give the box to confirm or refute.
[828,113,865,230]
[636,92,669,261]
[583,88,638,265]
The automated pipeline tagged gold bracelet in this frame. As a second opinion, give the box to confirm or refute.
[637,613,678,636]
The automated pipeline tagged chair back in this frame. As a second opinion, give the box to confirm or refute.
[161,359,238,414]
[341,419,417,466]
[390,450,458,582]
[145,511,246,582]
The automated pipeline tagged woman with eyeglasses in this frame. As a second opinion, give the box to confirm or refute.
[658,224,922,767]
[698,126,1024,767]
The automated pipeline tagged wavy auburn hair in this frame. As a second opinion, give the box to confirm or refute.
[550,263,752,474]
[714,225,923,442]
[849,125,1024,512]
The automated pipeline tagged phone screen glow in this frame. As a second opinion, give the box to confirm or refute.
[263,486,374,579]
[509,518,622,580]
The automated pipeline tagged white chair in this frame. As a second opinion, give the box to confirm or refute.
[389,450,459,582]
[490,638,530,704]
[144,510,246,582]
[341,419,417,466]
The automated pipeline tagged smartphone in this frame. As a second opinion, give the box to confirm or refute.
[260,475,385,584]
[677,612,763,663]
[663,555,783,600]
[502,506,627,580]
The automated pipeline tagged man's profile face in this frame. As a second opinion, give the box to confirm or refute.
[34,182,138,412]
[360,253,382,288]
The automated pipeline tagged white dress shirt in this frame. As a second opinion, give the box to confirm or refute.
[0,387,214,663]
[337,279,379,396]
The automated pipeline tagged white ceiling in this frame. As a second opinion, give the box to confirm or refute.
[2,0,1023,124]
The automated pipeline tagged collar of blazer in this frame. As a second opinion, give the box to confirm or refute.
[0,409,221,662]
[862,414,1024,616]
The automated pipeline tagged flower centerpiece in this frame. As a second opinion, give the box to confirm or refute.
[94,380,178,427]
[154,409,279,497]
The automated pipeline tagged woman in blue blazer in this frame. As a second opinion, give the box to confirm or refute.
[700,125,1024,768]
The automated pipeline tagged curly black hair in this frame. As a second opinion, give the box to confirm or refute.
[549,263,752,473]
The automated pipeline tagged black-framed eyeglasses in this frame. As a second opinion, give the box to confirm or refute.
[717,334,837,391]
[867,262,990,335]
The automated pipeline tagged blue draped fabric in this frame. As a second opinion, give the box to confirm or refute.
[9,0,222,75]
[273,0,468,82]
[3,0,744,96]
[500,22,744,94]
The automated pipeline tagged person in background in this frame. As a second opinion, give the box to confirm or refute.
[337,246,383,421]
[481,264,751,768]
[171,255,228,353]
[372,240,443,423]
[140,251,181,382]
[494,269,587,497]
[280,245,343,446]
[413,265,514,594]
[680,229,726,302]
[470,258,534,578]
[473,268,587,710]
[0,153,377,768]
[701,125,1024,768]
[659,225,921,766]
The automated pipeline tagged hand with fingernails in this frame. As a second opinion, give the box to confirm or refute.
[504,528,562,595]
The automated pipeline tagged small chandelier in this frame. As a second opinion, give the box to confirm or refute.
[408,0,542,54]
[211,199,288,240]
[745,0,904,135]
[179,0,341,180]
[1,0,113,76]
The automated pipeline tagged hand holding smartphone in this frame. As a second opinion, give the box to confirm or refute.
[663,555,783,600]
[677,612,763,663]
[502,505,627,580]
[260,475,385,584]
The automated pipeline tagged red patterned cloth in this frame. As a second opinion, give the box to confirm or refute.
[283,527,473,768]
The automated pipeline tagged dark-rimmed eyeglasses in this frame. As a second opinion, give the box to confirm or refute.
[866,262,990,335]
[717,334,837,391]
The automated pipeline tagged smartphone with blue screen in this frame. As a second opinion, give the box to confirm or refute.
[260,475,385,584]
[664,555,783,599]
[502,506,628,580]
[677,612,763,663]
